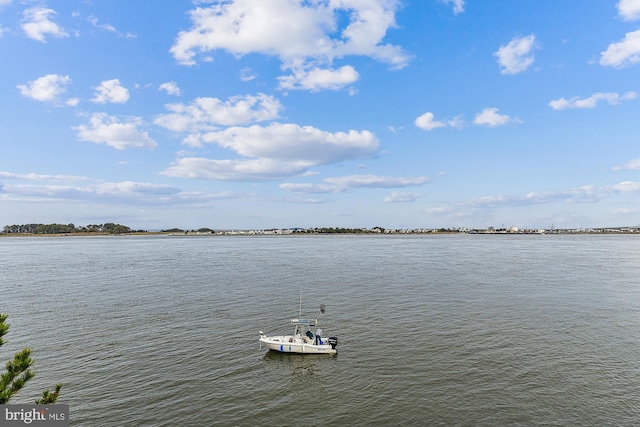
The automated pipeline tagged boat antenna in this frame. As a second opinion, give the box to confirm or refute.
[316,304,326,322]
[299,287,303,318]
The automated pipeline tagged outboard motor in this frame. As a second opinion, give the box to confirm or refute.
[328,336,338,350]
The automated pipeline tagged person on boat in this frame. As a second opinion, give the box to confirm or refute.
[315,328,323,345]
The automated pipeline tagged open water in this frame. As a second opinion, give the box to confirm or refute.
[0,234,638,426]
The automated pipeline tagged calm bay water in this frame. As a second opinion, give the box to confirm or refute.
[0,234,638,426]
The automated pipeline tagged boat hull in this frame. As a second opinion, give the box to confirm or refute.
[259,335,337,355]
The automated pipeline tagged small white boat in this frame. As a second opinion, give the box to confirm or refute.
[259,304,338,355]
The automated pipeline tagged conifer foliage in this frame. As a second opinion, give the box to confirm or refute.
[0,314,62,404]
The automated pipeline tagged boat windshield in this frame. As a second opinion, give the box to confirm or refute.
[290,318,316,325]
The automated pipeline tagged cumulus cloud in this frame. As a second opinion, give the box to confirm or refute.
[162,124,379,181]
[612,158,640,170]
[159,81,181,96]
[444,0,465,15]
[92,79,130,104]
[75,113,158,150]
[281,174,429,194]
[473,108,519,127]
[600,30,640,68]
[494,34,537,75]
[414,112,463,131]
[618,0,640,21]
[278,65,359,91]
[190,123,374,168]
[21,7,68,42]
[415,112,446,131]
[204,124,377,163]
[154,93,282,136]
[169,0,410,91]
[17,74,71,103]
[549,91,637,110]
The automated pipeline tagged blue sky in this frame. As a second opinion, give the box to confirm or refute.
[1,0,639,230]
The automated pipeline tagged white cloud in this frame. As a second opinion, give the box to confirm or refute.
[444,0,465,15]
[415,112,445,131]
[200,123,377,164]
[618,0,640,21]
[447,116,465,128]
[494,34,537,75]
[415,112,464,130]
[280,174,429,194]
[0,179,245,206]
[279,182,346,193]
[73,12,134,38]
[92,79,130,104]
[517,182,640,203]
[17,74,71,103]
[240,68,257,82]
[278,65,359,91]
[2,181,173,204]
[159,81,181,96]
[162,123,379,181]
[94,181,179,197]
[88,15,116,33]
[163,158,316,181]
[600,30,640,68]
[75,113,158,150]
[612,206,640,215]
[611,181,640,193]
[170,0,410,91]
[325,174,429,188]
[612,158,640,170]
[21,7,68,42]
[418,111,452,131]
[0,171,92,182]
[383,191,424,202]
[427,181,640,216]
[473,108,519,127]
[549,91,637,110]
[154,94,282,135]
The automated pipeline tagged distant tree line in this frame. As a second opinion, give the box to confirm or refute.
[2,223,137,234]
[307,227,372,234]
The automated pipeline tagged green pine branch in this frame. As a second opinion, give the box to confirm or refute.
[36,384,63,404]
[0,314,62,404]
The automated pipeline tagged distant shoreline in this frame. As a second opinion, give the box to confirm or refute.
[1,229,638,238]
